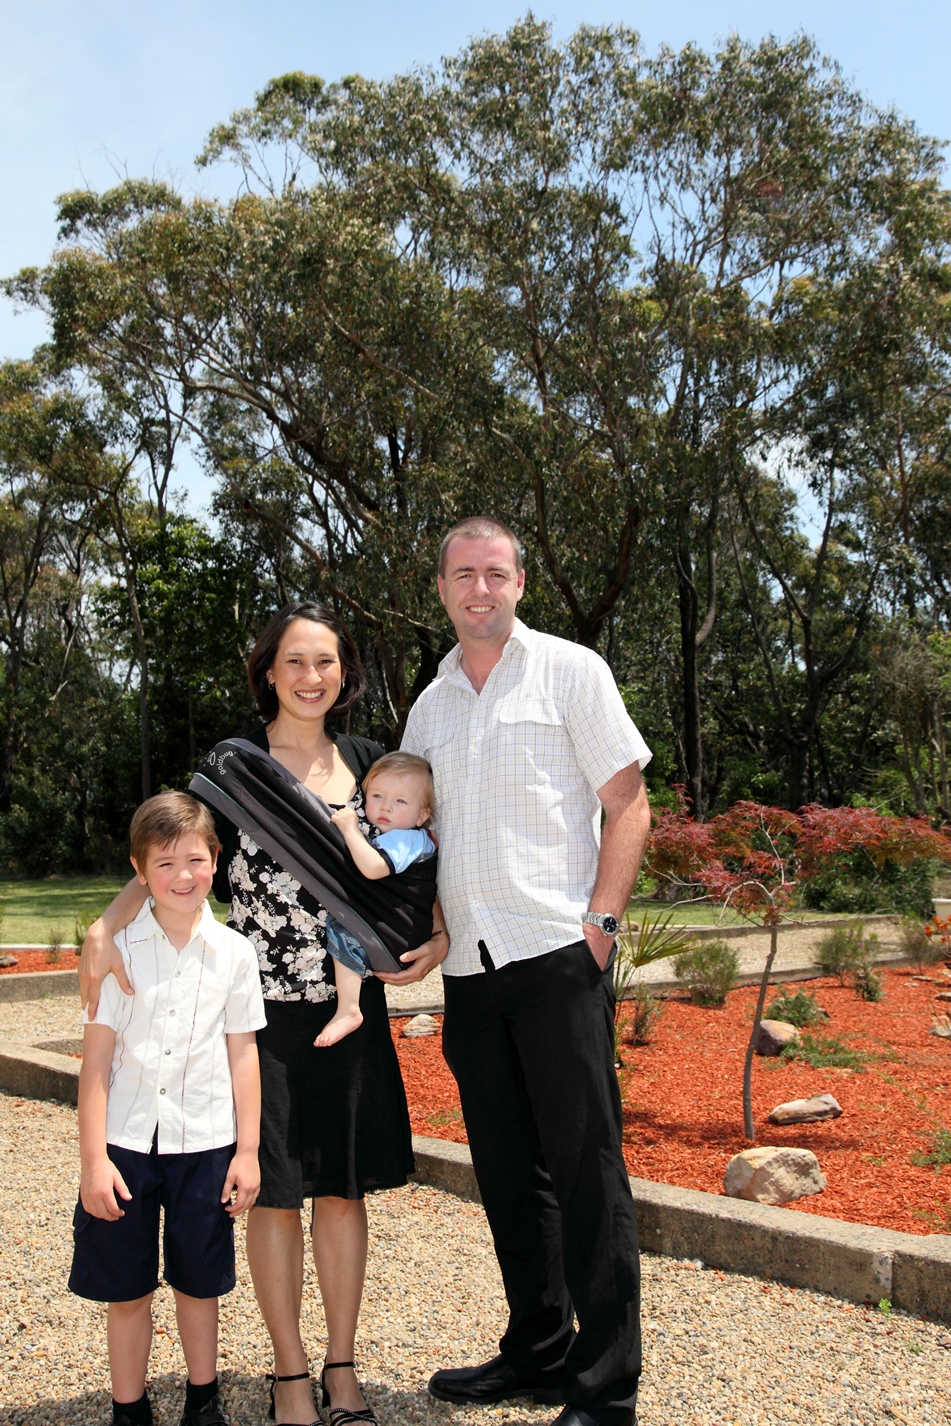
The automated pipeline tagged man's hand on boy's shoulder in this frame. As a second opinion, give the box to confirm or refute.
[80,1157,133,1221]
[221,1148,261,1217]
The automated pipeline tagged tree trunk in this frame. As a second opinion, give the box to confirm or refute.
[676,535,704,818]
[742,918,780,1141]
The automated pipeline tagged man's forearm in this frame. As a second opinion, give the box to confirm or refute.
[590,768,651,920]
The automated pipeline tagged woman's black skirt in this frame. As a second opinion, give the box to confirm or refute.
[256,975,415,1206]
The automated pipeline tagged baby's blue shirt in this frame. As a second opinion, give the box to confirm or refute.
[372,827,436,875]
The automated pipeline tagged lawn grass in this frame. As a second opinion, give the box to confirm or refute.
[0,877,229,945]
[624,900,853,927]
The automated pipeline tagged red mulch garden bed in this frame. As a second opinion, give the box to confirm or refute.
[392,967,951,1237]
[0,951,75,975]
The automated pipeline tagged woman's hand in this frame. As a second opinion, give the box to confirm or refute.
[79,918,133,1019]
[78,876,149,1016]
[375,929,449,985]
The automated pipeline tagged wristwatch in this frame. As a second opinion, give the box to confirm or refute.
[582,911,619,937]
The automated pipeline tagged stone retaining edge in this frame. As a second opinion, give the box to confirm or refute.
[0,1045,947,1323]
[410,1134,951,1324]
[0,969,79,1002]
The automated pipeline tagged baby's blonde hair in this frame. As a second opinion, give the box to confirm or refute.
[363,752,435,827]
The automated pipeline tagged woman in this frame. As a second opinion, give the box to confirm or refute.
[79,602,449,1426]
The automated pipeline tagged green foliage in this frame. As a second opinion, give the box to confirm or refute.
[621,985,666,1048]
[780,1033,871,1071]
[815,924,867,983]
[853,960,884,1002]
[801,852,937,917]
[878,1299,892,1316]
[765,988,828,1029]
[674,941,739,1007]
[898,914,947,968]
[910,1129,951,1171]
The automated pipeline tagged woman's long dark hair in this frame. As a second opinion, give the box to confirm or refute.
[247,602,367,722]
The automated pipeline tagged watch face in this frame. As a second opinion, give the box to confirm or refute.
[602,915,619,936]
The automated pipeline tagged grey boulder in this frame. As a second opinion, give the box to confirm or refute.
[767,1094,843,1125]
[401,1013,439,1038]
[724,1146,827,1205]
[754,1019,801,1056]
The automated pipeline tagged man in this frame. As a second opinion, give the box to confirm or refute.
[401,516,652,1426]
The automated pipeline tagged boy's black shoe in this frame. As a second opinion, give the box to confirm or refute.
[179,1397,229,1425]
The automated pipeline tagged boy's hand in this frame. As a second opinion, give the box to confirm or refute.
[331,806,359,833]
[221,1148,260,1217]
[80,1157,133,1220]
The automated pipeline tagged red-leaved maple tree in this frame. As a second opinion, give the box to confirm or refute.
[646,797,951,1140]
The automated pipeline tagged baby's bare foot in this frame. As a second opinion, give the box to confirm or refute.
[314,1008,364,1047]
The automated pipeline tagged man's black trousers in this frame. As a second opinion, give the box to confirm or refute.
[441,939,641,1425]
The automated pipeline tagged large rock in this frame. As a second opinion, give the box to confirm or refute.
[754,1019,801,1056]
[724,1146,827,1205]
[401,1013,439,1038]
[768,1094,843,1125]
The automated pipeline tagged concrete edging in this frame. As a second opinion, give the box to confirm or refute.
[0,969,78,1002]
[409,1134,951,1323]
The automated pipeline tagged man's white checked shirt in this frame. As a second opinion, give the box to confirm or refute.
[84,899,266,1154]
[401,620,651,975]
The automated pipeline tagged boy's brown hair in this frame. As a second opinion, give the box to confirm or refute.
[362,753,436,827]
[130,792,221,866]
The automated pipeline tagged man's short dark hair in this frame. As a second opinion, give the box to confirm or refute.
[438,517,523,578]
[247,601,367,722]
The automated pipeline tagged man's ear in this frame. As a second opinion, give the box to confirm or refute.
[130,855,148,888]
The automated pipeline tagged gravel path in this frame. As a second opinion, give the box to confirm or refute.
[1,1093,949,1425]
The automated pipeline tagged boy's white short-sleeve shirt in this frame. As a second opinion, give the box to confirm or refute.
[85,899,266,1154]
[401,619,651,975]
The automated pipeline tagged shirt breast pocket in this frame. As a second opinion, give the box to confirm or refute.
[496,696,573,789]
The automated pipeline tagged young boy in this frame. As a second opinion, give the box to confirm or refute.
[319,752,436,1047]
[69,792,266,1426]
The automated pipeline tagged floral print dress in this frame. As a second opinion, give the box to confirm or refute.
[227,788,373,1002]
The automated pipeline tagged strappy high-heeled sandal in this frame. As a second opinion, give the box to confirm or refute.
[266,1371,320,1426]
[319,1362,378,1426]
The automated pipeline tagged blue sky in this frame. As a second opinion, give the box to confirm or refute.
[4,0,948,361]
[2,1,948,509]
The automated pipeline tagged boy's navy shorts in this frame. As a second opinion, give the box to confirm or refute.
[68,1140,236,1303]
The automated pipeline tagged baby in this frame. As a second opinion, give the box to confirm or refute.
[318,752,436,1047]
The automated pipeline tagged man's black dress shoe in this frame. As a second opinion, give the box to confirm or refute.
[427,1355,565,1405]
[549,1408,634,1426]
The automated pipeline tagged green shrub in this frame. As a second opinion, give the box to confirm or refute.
[73,907,104,953]
[766,988,828,1028]
[623,985,666,1046]
[780,1033,871,1071]
[854,960,884,1001]
[898,915,946,969]
[801,851,936,917]
[674,941,739,1007]
[815,924,866,983]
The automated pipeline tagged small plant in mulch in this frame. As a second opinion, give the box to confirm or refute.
[853,955,884,1002]
[924,914,951,963]
[622,985,666,1047]
[74,907,104,954]
[909,1128,951,1172]
[815,924,866,983]
[46,930,63,966]
[426,1108,464,1129]
[899,914,946,970]
[780,1032,872,1072]
[766,988,829,1028]
[612,911,697,1059]
[673,941,739,1007]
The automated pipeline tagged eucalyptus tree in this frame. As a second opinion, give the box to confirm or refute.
[200,18,949,809]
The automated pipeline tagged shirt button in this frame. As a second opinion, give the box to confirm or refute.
[169,1010,176,1017]
[159,1088,166,1095]
[165,1049,171,1056]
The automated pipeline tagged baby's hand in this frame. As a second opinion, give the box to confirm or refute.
[331,806,359,833]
